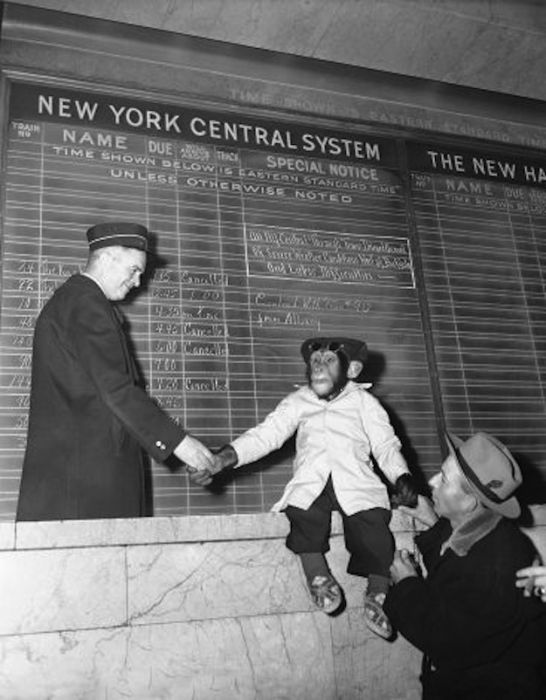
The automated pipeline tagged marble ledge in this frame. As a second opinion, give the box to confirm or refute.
[0,521,15,550]
[7,506,545,552]
[9,509,423,551]
[0,545,127,635]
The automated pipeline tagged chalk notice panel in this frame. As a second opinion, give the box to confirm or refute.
[0,80,545,519]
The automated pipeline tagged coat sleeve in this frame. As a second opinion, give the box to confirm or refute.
[69,288,186,462]
[231,392,301,466]
[361,391,408,483]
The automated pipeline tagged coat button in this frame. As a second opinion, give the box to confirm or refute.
[155,440,166,450]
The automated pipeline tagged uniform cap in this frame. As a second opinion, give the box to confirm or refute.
[86,222,149,252]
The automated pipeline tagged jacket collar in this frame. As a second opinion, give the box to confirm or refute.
[81,271,107,296]
[298,380,372,399]
[440,508,502,557]
[78,274,125,326]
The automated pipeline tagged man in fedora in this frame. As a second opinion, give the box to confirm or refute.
[384,431,546,699]
[17,222,213,521]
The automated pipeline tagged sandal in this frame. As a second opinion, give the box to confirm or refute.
[364,592,393,639]
[309,574,343,615]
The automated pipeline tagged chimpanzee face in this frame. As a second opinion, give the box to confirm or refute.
[307,348,349,400]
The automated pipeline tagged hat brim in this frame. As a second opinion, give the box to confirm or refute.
[445,433,521,519]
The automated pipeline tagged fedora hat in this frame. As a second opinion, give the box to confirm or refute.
[445,432,522,519]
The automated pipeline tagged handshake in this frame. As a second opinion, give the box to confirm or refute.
[186,444,238,486]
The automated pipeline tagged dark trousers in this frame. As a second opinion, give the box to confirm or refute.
[284,476,394,577]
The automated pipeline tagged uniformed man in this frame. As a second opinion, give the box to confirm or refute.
[16,222,213,521]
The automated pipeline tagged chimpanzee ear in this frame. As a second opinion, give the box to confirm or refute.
[347,360,363,379]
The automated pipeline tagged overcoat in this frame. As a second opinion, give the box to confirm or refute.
[16,274,185,521]
[384,517,546,699]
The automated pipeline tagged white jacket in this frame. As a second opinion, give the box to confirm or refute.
[231,381,409,515]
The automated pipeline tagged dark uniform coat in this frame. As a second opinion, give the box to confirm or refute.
[16,274,186,521]
[384,517,546,700]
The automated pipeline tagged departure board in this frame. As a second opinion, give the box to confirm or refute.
[0,83,441,518]
[407,142,546,481]
[1,81,546,520]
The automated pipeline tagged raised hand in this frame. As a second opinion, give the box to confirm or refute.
[392,473,419,508]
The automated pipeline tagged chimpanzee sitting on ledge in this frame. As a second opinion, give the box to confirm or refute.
[190,336,418,639]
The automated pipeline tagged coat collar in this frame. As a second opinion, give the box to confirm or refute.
[297,380,372,400]
[76,274,125,326]
[81,271,107,296]
[440,508,502,557]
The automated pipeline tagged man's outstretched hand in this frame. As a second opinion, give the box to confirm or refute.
[173,434,214,472]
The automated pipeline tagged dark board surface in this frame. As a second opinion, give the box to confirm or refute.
[0,81,545,519]
[407,142,546,491]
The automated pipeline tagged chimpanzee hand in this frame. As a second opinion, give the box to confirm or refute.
[391,473,419,508]
[213,444,238,470]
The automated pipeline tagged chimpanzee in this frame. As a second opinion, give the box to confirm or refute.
[190,336,418,639]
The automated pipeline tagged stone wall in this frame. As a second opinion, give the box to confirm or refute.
[1,507,545,700]
[0,511,423,700]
